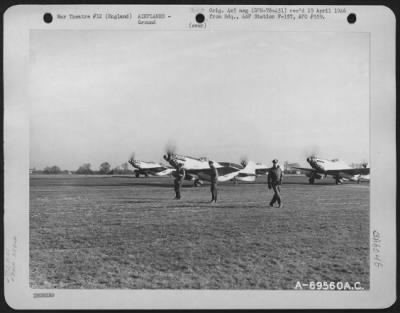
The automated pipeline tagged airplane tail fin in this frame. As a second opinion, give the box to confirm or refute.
[243,160,257,173]
[360,162,370,181]
[236,160,257,182]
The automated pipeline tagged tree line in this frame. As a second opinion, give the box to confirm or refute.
[30,162,135,175]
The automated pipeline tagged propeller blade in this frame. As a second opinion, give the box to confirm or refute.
[240,155,248,167]
[164,141,177,156]
[304,145,320,159]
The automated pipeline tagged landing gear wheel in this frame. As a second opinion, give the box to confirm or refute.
[309,177,315,184]
[335,177,340,185]
[194,180,202,187]
[135,173,140,178]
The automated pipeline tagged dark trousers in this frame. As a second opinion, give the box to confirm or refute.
[174,179,182,199]
[211,182,217,201]
[270,183,281,206]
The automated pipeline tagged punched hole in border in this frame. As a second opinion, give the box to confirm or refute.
[347,13,356,24]
[195,13,205,24]
[43,13,53,24]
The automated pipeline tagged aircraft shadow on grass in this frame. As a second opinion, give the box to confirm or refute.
[117,182,202,188]
[105,181,361,188]
[105,177,369,188]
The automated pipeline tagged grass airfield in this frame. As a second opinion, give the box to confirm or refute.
[30,175,369,289]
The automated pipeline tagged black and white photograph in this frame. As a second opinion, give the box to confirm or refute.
[4,4,396,309]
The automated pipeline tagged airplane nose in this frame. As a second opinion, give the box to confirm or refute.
[129,159,138,168]
[307,157,316,165]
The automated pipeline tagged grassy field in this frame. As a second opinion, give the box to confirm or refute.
[30,175,369,289]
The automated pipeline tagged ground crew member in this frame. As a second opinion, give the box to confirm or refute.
[268,159,283,208]
[209,160,218,202]
[174,163,185,200]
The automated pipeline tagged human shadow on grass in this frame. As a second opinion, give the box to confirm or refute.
[122,199,173,204]
[282,181,369,187]
[121,198,218,204]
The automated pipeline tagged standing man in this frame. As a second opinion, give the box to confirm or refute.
[209,160,218,202]
[174,162,186,200]
[268,159,283,208]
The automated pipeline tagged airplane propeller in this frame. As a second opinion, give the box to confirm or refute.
[304,146,320,159]
[127,153,138,167]
[165,141,177,155]
[303,146,320,165]
[164,141,177,162]
[240,155,248,167]
[129,152,136,161]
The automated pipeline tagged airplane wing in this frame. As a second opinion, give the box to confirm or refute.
[293,167,316,173]
[139,167,164,173]
[256,168,269,176]
[326,168,370,176]
[217,162,243,170]
[152,166,173,173]
[136,166,174,176]
[109,174,140,178]
[292,166,370,176]
[188,166,239,177]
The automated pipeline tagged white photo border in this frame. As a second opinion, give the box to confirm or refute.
[3,4,396,309]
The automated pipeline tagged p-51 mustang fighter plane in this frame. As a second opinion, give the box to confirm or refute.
[294,156,370,184]
[163,152,257,186]
[128,157,174,178]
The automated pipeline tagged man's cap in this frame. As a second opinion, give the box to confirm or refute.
[208,160,214,164]
[272,159,278,163]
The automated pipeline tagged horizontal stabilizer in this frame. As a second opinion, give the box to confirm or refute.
[236,160,257,182]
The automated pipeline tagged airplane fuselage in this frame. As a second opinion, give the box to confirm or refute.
[306,157,369,184]
[163,153,256,184]
[128,159,173,177]
[308,158,350,172]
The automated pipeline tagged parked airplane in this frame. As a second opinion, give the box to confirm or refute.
[294,156,370,184]
[163,152,257,186]
[128,156,174,178]
[238,159,270,177]
[228,160,286,184]
[359,163,370,181]
[219,161,258,183]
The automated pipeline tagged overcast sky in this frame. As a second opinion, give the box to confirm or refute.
[29,30,369,170]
